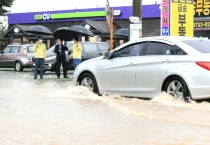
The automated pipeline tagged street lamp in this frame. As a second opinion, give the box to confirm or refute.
[85,24,90,29]
[14,27,19,33]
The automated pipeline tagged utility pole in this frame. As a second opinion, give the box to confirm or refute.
[133,0,142,37]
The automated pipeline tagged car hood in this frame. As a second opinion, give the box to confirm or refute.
[46,53,56,57]
[85,56,104,62]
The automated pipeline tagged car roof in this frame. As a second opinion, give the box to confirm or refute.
[113,36,208,56]
[65,41,109,44]
[7,43,33,46]
[131,36,199,43]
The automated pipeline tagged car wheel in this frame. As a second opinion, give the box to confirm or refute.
[79,73,99,95]
[15,61,23,71]
[163,76,191,102]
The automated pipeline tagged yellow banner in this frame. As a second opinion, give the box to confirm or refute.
[171,0,194,36]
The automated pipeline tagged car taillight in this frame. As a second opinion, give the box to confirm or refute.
[23,48,27,57]
[27,60,32,64]
[196,62,210,71]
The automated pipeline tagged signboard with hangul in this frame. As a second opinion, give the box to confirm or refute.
[194,0,210,17]
[171,0,194,36]
[161,0,170,36]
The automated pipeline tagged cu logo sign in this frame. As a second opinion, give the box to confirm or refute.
[43,14,51,20]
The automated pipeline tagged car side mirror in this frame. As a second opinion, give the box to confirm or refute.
[102,51,110,59]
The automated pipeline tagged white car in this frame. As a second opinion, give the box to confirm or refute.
[73,36,210,101]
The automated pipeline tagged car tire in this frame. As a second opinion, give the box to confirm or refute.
[15,61,23,72]
[79,73,100,95]
[163,76,191,102]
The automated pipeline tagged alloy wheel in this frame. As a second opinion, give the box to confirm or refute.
[15,62,23,71]
[80,77,94,91]
[166,80,184,100]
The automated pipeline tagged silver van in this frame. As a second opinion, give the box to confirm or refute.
[42,41,110,72]
[0,44,34,71]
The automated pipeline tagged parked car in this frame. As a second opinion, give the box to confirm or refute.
[73,36,210,102]
[37,41,110,72]
[0,43,34,71]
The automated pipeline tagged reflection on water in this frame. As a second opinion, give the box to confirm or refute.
[0,70,210,145]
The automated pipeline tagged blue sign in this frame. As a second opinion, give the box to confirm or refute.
[162,27,169,36]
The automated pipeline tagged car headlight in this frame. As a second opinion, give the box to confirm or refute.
[45,56,56,61]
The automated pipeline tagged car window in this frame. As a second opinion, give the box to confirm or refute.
[3,46,12,53]
[112,42,146,58]
[144,42,174,55]
[98,43,109,51]
[182,39,210,53]
[175,45,187,55]
[11,46,20,53]
[84,43,98,52]
[27,46,34,53]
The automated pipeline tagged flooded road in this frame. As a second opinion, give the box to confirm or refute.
[0,69,210,145]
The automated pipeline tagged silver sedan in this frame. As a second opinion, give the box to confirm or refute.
[73,36,210,101]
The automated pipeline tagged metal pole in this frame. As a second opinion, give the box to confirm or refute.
[110,9,114,51]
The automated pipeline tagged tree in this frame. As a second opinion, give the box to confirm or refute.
[0,28,5,36]
[0,0,14,15]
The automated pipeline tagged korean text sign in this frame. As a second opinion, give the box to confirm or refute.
[161,0,170,36]
[171,0,194,36]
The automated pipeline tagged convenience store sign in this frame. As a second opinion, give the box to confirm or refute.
[34,10,121,20]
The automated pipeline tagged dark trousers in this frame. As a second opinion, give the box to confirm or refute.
[73,58,81,68]
[56,59,67,77]
[34,58,45,79]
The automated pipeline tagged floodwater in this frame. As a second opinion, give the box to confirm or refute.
[0,69,210,145]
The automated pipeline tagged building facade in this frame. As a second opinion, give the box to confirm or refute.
[194,0,210,38]
[1,1,209,51]
[1,4,160,49]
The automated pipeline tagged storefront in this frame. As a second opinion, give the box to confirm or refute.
[4,4,161,48]
[194,0,210,38]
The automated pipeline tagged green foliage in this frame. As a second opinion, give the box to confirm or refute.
[0,0,14,15]
[0,28,6,36]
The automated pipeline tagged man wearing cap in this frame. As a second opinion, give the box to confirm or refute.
[33,36,47,79]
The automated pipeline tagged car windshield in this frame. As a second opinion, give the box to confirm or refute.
[183,39,210,53]
[27,46,34,53]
